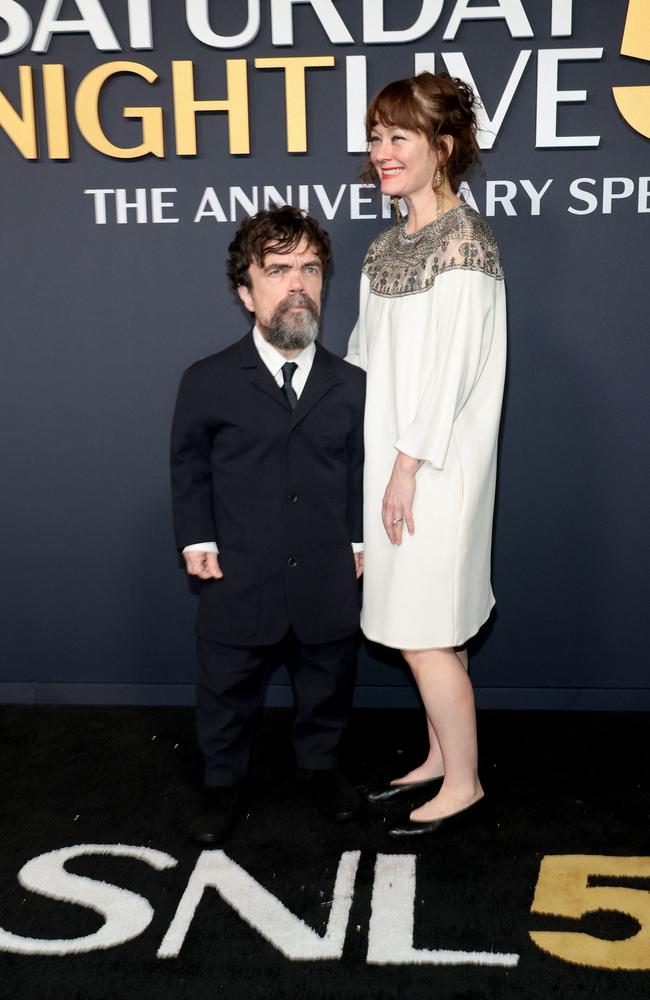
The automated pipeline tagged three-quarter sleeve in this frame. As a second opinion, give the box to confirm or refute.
[395,269,498,470]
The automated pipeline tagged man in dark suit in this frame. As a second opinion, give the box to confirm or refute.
[171,205,365,843]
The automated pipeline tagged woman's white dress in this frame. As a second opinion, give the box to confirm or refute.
[346,203,506,649]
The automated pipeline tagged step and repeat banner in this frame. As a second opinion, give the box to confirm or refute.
[1,1,648,707]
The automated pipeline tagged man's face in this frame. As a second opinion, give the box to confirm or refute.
[237,236,323,351]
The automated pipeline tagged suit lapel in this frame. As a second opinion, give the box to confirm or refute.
[238,332,341,424]
[290,343,341,430]
[239,331,291,413]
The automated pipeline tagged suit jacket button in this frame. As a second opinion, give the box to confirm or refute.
[288,493,299,504]
[287,556,298,568]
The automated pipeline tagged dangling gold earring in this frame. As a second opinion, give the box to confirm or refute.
[391,195,403,223]
[434,166,446,218]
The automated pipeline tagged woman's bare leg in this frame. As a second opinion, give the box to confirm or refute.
[389,646,469,785]
[401,647,483,820]
[390,715,444,784]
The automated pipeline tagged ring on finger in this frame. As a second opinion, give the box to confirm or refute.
[392,516,403,525]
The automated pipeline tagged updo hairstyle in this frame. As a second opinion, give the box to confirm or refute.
[361,72,479,190]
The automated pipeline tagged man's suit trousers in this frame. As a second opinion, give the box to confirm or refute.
[196,629,358,788]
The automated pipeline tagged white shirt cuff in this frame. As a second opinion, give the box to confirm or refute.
[184,541,362,556]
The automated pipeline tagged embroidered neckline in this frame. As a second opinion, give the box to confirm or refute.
[398,203,468,244]
[362,204,504,299]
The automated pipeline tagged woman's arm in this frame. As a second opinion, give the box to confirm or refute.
[382,268,500,544]
[395,269,498,469]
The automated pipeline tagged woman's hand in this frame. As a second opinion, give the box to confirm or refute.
[382,452,420,545]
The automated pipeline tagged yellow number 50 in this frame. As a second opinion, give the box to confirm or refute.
[613,0,650,138]
[530,855,650,970]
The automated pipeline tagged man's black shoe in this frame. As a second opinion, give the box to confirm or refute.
[192,785,242,845]
[296,767,364,822]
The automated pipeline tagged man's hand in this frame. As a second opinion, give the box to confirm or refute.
[354,552,364,579]
[183,550,223,580]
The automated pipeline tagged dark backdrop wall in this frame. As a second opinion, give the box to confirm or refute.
[1,1,648,709]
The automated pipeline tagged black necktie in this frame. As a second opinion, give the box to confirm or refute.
[281,362,298,410]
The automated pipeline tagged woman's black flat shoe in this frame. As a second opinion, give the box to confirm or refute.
[387,796,488,838]
[364,775,443,803]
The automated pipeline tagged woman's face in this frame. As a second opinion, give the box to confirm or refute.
[369,122,439,202]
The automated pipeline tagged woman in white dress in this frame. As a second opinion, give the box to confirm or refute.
[346,72,506,837]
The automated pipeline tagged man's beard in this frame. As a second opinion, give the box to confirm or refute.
[263,293,320,351]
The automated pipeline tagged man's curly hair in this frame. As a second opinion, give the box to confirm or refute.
[227,204,331,291]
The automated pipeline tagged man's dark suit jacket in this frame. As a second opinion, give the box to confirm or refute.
[171,332,365,646]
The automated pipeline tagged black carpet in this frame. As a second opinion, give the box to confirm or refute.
[0,706,648,1000]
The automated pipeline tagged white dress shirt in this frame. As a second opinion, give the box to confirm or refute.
[252,324,316,396]
[184,326,362,554]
